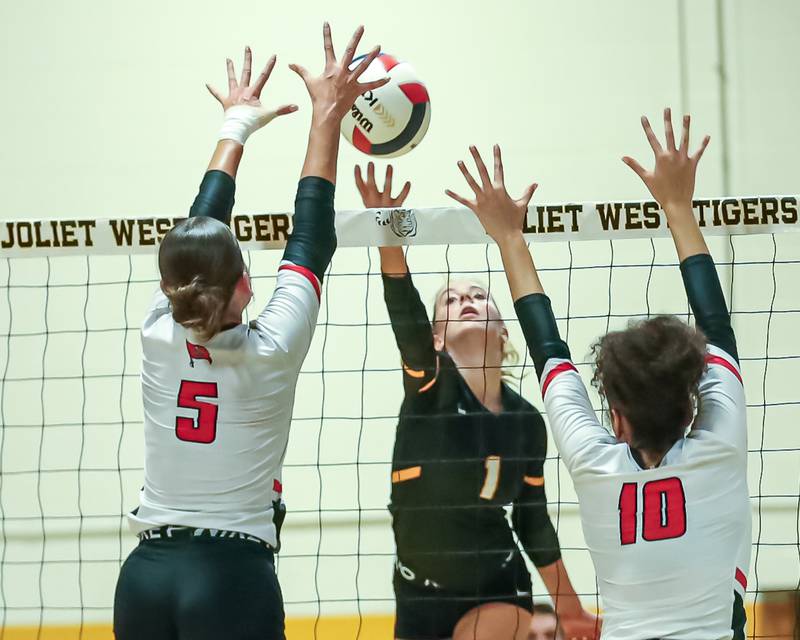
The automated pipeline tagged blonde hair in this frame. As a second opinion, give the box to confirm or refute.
[430,280,523,382]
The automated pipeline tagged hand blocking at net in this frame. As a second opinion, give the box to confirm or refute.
[206,47,298,145]
[454,113,748,639]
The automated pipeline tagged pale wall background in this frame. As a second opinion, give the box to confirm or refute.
[0,0,798,631]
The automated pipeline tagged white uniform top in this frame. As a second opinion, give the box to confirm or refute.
[128,261,320,547]
[541,344,750,639]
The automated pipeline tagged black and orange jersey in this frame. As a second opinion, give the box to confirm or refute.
[383,273,561,593]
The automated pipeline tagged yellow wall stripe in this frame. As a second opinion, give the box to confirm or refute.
[0,603,789,640]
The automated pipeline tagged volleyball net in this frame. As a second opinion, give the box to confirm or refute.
[1,197,798,638]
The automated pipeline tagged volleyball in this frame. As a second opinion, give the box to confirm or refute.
[341,53,431,158]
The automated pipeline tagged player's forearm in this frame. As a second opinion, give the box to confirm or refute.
[188,140,244,222]
[664,201,709,262]
[513,498,563,568]
[537,559,585,617]
[378,246,408,276]
[495,232,544,301]
[681,254,738,362]
[514,293,571,379]
[300,116,341,184]
[284,177,337,282]
[382,272,436,371]
[207,139,245,179]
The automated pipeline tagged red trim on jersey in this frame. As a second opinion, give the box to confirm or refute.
[706,354,743,385]
[377,54,400,72]
[735,568,747,590]
[273,479,283,493]
[279,264,321,301]
[352,127,373,154]
[541,362,578,396]
[398,82,430,105]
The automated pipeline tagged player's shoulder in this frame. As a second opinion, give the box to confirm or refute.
[502,383,542,418]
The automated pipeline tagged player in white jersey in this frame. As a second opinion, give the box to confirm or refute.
[113,27,389,640]
[445,110,749,639]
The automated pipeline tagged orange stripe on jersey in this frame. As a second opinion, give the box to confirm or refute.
[403,356,440,393]
[523,475,544,487]
[402,363,426,378]
[279,263,321,301]
[391,466,422,483]
[541,362,578,396]
[705,354,743,385]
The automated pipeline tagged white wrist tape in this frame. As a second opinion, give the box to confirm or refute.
[218,105,277,145]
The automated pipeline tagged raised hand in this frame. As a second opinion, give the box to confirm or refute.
[445,145,537,245]
[354,163,411,209]
[206,47,297,145]
[289,23,389,125]
[622,107,710,210]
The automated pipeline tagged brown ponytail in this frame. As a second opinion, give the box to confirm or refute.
[158,217,245,342]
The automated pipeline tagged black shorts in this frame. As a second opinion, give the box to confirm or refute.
[393,555,533,640]
[114,527,284,640]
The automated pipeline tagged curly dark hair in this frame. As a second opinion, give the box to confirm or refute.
[591,315,707,455]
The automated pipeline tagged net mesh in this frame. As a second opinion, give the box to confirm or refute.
[0,232,798,637]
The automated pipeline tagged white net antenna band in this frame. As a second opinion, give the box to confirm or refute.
[1,195,798,258]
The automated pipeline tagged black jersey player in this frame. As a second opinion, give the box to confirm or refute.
[355,164,599,640]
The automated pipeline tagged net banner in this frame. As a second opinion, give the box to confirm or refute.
[1,195,797,258]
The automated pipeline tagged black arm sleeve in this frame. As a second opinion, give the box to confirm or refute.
[188,170,236,223]
[282,176,338,283]
[382,272,437,376]
[514,293,572,378]
[680,253,739,363]
[512,415,562,568]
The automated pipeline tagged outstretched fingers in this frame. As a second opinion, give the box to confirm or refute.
[383,164,394,194]
[691,135,711,165]
[366,161,377,189]
[517,182,538,209]
[288,63,310,86]
[322,22,336,65]
[457,160,482,196]
[469,146,492,188]
[350,45,381,81]
[354,165,368,198]
[445,189,474,211]
[240,46,252,87]
[641,115,663,154]
[621,155,648,180]
[341,24,365,68]
[395,180,411,204]
[226,58,238,94]
[663,107,676,151]
[251,55,277,98]
[493,144,505,186]
[205,83,225,105]
[679,114,690,154]
[273,104,299,117]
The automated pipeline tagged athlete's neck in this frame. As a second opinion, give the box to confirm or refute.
[446,337,504,414]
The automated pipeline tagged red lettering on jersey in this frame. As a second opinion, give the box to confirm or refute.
[186,340,212,366]
[642,477,687,541]
[618,477,687,545]
[618,482,638,545]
